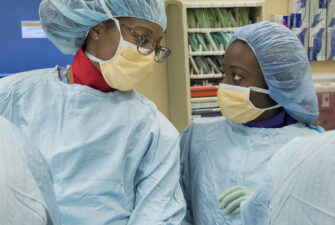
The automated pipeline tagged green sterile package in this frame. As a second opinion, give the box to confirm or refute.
[212,56,223,69]
[196,33,208,51]
[218,32,231,49]
[205,57,221,73]
[194,56,211,74]
[204,32,219,51]
[189,56,200,74]
[239,8,250,26]
[228,10,238,27]
[209,8,219,28]
[215,8,231,27]
[210,33,224,51]
[187,9,197,28]
[233,8,241,26]
[188,33,199,51]
[197,8,211,28]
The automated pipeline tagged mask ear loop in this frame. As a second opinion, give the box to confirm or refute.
[98,0,120,31]
[248,86,281,111]
[250,86,270,94]
[99,0,157,56]
[88,0,123,63]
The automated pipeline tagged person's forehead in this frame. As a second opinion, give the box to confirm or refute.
[119,17,163,34]
[227,41,257,61]
[224,41,262,75]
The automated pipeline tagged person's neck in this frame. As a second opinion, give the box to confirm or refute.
[252,107,282,122]
[66,68,74,84]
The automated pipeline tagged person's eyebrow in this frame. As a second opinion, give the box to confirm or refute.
[229,64,252,75]
[133,26,153,35]
[133,26,163,42]
[156,36,164,43]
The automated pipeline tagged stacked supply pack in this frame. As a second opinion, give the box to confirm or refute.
[309,0,327,61]
[289,0,310,53]
[327,0,335,60]
[272,0,335,61]
[191,96,221,119]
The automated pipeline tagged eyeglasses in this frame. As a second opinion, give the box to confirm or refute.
[121,24,171,63]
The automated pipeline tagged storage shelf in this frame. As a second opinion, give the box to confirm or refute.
[190,74,222,79]
[166,0,265,132]
[188,27,240,33]
[183,0,262,8]
[191,96,218,102]
[190,50,225,56]
[192,108,221,112]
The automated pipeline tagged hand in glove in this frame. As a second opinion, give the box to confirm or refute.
[217,185,254,217]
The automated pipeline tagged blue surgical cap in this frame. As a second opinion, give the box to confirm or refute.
[227,21,319,124]
[39,0,167,55]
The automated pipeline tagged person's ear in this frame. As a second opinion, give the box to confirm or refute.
[88,22,106,41]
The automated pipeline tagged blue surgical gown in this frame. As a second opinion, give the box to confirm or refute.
[241,130,335,225]
[179,117,318,225]
[0,67,185,225]
[0,116,61,225]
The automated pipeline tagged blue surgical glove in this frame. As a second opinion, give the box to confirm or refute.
[217,185,254,217]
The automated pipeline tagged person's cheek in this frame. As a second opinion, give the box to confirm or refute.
[250,91,269,109]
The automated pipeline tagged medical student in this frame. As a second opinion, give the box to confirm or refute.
[0,116,60,225]
[0,0,185,224]
[241,130,335,225]
[180,21,322,225]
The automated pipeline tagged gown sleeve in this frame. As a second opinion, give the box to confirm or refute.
[126,111,186,225]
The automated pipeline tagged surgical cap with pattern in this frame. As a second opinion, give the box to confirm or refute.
[39,0,167,55]
[226,21,319,124]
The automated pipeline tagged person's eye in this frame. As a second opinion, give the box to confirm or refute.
[233,73,242,81]
[140,37,150,45]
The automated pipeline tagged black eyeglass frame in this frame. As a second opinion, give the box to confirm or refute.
[121,24,171,63]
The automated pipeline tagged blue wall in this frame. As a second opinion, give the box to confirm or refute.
[0,0,74,76]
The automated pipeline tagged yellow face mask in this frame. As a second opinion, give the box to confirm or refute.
[217,83,280,123]
[86,41,155,91]
[85,1,155,91]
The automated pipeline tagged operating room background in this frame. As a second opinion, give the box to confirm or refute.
[141,0,335,119]
[0,0,334,123]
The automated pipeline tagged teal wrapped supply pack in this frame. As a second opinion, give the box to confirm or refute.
[289,0,310,27]
[327,0,335,60]
[309,0,327,61]
[289,0,310,53]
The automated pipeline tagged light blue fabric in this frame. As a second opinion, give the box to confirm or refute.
[227,21,319,124]
[180,117,318,225]
[307,124,325,132]
[0,116,61,225]
[0,67,185,225]
[241,130,335,225]
[39,0,167,55]
[59,66,70,84]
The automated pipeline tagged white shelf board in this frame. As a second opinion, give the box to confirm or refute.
[184,0,262,8]
[190,74,222,79]
[188,27,240,33]
[191,96,218,102]
[190,51,225,56]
